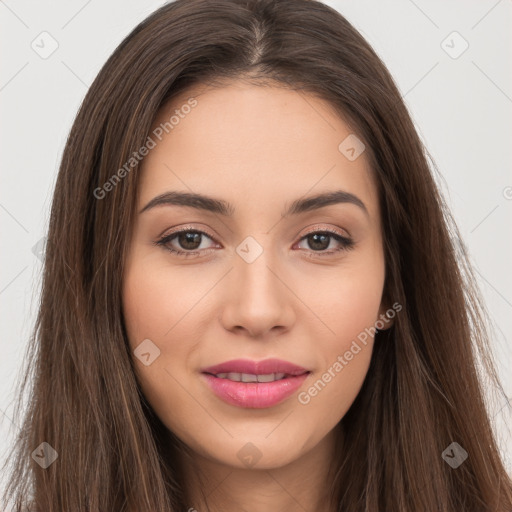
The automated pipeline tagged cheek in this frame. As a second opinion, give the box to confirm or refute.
[122,259,210,434]
[295,255,384,415]
[122,258,207,346]
[294,318,377,430]
[301,249,385,343]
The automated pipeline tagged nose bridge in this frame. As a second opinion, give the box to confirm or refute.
[235,236,283,306]
[220,235,294,336]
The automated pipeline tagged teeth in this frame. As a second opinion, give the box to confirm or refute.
[215,372,287,382]
[256,372,286,382]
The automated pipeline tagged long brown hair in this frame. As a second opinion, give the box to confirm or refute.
[2,0,511,510]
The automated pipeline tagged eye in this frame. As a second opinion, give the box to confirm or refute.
[154,226,355,258]
[295,229,354,256]
[154,228,218,258]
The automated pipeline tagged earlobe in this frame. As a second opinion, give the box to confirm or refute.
[376,300,399,331]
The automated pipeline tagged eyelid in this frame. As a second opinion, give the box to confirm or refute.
[160,224,219,242]
[299,223,351,240]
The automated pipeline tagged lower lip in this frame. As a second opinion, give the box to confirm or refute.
[201,373,310,409]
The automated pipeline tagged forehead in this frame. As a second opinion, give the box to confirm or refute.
[139,80,379,220]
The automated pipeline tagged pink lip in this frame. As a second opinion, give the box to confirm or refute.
[201,358,309,376]
[201,373,309,408]
[200,358,311,409]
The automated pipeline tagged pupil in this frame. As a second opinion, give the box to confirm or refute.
[179,232,201,250]
[308,233,329,251]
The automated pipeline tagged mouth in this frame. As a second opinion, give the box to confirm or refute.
[200,359,311,409]
[201,357,310,377]
[203,371,309,382]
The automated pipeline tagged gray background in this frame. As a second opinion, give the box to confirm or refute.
[1,0,511,495]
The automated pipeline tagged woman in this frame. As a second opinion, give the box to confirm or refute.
[2,0,511,510]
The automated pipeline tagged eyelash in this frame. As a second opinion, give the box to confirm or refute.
[154,226,355,259]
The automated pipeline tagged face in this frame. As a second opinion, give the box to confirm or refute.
[122,80,388,471]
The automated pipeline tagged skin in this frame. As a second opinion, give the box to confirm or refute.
[122,79,390,512]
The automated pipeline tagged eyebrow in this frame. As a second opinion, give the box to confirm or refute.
[139,189,368,217]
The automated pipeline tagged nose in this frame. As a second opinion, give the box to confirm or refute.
[219,247,296,338]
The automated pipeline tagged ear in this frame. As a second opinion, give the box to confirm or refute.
[376,297,401,331]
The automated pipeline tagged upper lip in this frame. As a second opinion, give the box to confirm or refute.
[201,358,310,376]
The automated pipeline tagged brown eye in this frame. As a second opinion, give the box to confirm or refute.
[155,229,218,256]
[296,230,354,255]
[305,233,330,251]
[176,231,203,250]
